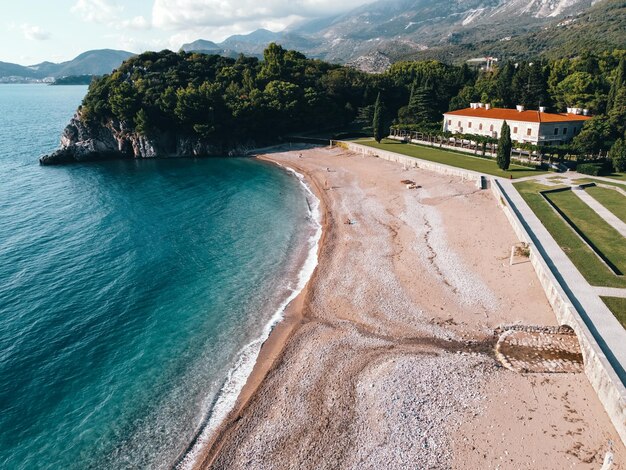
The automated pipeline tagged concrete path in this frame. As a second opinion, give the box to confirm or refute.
[498,179,626,383]
[595,287,626,299]
[572,186,626,237]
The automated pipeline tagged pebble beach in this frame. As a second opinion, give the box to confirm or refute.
[193,145,625,469]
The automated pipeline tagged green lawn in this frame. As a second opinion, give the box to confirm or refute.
[604,172,626,182]
[544,189,626,275]
[602,297,626,328]
[352,138,547,179]
[572,178,626,192]
[586,186,626,224]
[514,181,626,288]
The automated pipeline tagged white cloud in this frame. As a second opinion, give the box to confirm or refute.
[120,16,152,30]
[71,0,123,23]
[21,24,51,41]
[166,14,303,47]
[152,0,374,30]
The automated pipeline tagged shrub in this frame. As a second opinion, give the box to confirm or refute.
[576,163,604,176]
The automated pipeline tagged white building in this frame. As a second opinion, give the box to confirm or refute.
[443,104,591,146]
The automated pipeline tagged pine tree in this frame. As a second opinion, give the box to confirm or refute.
[497,121,512,171]
[407,80,437,124]
[373,92,386,143]
[607,58,626,113]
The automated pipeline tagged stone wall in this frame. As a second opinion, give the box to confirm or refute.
[332,141,484,188]
[333,139,626,445]
[491,180,626,445]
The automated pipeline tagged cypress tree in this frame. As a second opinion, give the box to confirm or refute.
[373,92,386,143]
[497,121,512,171]
[607,58,626,113]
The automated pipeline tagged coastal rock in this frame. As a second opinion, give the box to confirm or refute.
[40,111,253,165]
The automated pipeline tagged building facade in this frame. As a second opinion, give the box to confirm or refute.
[443,104,591,146]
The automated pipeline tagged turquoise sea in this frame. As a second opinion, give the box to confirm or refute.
[0,85,320,469]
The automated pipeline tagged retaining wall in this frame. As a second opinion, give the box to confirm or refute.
[332,141,485,188]
[491,180,626,445]
[333,139,626,445]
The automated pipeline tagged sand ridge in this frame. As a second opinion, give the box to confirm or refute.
[195,146,624,469]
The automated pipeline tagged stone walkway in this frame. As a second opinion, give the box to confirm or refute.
[595,287,626,299]
[572,186,626,237]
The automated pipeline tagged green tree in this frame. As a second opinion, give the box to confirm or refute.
[497,121,512,170]
[134,108,151,135]
[607,58,626,112]
[608,86,626,138]
[373,92,386,143]
[609,137,626,172]
[572,116,612,156]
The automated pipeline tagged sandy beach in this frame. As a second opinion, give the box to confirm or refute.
[194,145,625,469]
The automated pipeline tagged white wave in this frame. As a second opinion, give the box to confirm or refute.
[176,162,322,470]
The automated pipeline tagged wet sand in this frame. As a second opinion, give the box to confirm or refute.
[194,145,624,469]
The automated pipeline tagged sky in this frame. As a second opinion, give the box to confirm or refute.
[1,0,375,65]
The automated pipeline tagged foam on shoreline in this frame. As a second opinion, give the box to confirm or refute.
[176,161,322,470]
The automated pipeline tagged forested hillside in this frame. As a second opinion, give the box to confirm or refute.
[69,44,625,168]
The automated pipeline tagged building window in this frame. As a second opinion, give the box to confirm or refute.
[554,128,559,135]
[468,121,472,128]
[513,127,518,134]
[458,121,461,127]
[490,124,494,132]
[479,123,483,131]
[527,128,532,136]
[563,127,568,135]
[448,119,452,125]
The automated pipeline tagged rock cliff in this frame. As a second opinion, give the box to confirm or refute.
[40,112,254,165]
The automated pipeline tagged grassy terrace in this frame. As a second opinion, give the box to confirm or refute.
[351,138,547,179]
[544,189,626,275]
[605,172,626,182]
[573,178,626,192]
[586,186,626,224]
[602,298,626,328]
[514,181,626,288]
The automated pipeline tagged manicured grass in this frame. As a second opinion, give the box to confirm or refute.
[514,181,626,288]
[572,178,626,192]
[352,138,547,179]
[544,189,626,275]
[601,297,626,328]
[586,186,626,224]
[604,172,626,182]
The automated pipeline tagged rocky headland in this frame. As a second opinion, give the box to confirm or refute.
[39,111,256,165]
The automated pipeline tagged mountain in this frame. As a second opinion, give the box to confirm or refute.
[178,0,612,66]
[180,29,316,59]
[290,0,603,62]
[0,61,39,80]
[0,49,134,82]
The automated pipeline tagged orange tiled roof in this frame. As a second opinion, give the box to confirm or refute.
[444,107,591,123]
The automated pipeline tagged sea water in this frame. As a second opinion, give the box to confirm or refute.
[0,84,319,469]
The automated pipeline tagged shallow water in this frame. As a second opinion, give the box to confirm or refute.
[0,84,315,469]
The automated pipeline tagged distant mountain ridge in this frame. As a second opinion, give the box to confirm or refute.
[3,0,624,82]
[181,0,624,65]
[0,50,134,82]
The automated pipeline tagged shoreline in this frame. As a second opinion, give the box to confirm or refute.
[183,148,330,470]
[190,146,625,469]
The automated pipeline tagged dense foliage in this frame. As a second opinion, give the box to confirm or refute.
[80,44,626,168]
[80,45,376,144]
